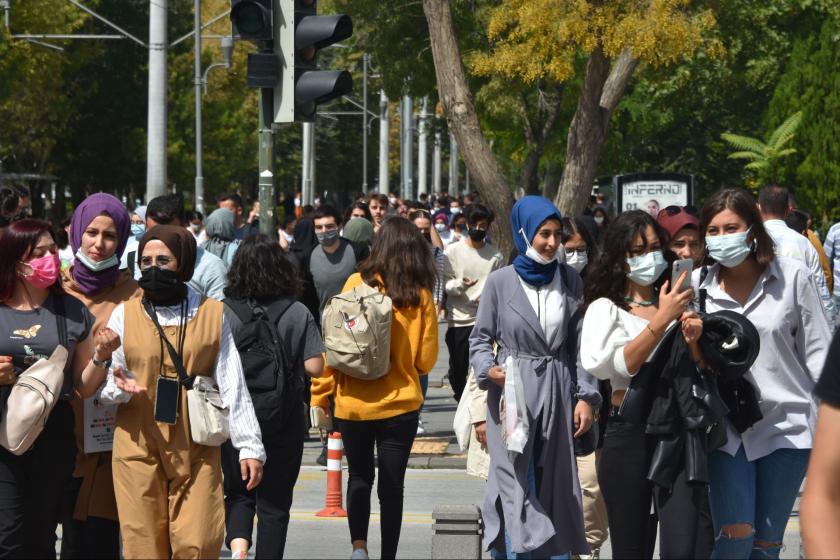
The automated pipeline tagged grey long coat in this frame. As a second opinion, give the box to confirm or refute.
[469,265,601,557]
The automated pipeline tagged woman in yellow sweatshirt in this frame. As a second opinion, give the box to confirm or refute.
[311,217,438,560]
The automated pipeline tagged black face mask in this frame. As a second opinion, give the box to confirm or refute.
[468,228,487,242]
[139,267,187,306]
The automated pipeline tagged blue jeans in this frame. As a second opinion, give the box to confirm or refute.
[419,375,429,412]
[707,445,809,559]
[490,453,570,560]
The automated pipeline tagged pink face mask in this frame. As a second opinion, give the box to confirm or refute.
[19,253,60,289]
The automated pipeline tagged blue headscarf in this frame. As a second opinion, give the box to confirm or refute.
[511,196,563,286]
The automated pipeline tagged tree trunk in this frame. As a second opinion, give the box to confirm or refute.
[519,149,542,195]
[555,48,639,216]
[422,0,514,258]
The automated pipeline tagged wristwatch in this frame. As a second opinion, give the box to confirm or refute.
[92,356,112,369]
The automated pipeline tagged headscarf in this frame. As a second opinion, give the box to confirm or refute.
[138,225,197,282]
[201,208,236,262]
[70,193,131,294]
[511,195,563,286]
[132,205,147,222]
[343,217,374,246]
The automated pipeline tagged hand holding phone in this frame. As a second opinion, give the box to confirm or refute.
[670,258,694,293]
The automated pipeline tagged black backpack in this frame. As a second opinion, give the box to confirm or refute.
[225,298,298,424]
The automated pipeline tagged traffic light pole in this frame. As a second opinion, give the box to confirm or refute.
[193,0,204,214]
[258,87,276,237]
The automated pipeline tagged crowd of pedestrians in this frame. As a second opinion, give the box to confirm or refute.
[0,180,839,559]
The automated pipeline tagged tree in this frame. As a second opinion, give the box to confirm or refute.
[720,111,801,187]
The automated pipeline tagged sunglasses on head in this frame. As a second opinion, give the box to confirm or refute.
[663,205,698,216]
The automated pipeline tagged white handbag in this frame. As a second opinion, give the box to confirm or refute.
[186,376,229,447]
[0,345,68,455]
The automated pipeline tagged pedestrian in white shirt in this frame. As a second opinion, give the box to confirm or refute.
[758,184,835,327]
[695,188,830,559]
[822,220,840,317]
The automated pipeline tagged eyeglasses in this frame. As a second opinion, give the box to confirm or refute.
[662,205,698,216]
[140,255,174,269]
[564,248,587,257]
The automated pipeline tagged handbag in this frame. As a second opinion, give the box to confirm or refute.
[144,300,229,446]
[0,296,70,455]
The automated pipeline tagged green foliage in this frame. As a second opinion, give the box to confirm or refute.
[720,110,802,181]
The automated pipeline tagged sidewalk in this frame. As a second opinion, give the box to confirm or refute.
[301,321,468,469]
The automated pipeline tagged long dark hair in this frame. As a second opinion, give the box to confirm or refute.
[699,188,775,267]
[358,217,436,308]
[225,234,302,300]
[584,210,669,311]
[0,219,63,302]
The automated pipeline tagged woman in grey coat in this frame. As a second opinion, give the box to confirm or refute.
[470,196,601,559]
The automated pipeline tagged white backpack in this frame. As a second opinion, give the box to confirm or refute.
[322,283,392,380]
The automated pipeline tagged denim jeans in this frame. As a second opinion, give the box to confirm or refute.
[490,452,571,560]
[707,444,809,559]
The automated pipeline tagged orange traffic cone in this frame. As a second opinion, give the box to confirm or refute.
[317,432,347,517]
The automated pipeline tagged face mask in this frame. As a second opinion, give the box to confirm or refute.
[468,228,486,242]
[75,249,119,273]
[565,251,588,273]
[19,253,60,289]
[138,266,185,305]
[434,223,447,233]
[450,207,461,215]
[189,224,202,233]
[705,229,752,268]
[316,229,340,246]
[625,250,668,286]
[388,197,397,206]
[594,216,605,226]
[294,197,301,206]
[131,223,146,237]
[519,228,565,265]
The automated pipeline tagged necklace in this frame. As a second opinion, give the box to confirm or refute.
[623,295,658,307]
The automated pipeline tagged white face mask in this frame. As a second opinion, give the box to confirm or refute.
[450,207,461,215]
[75,248,119,272]
[189,224,202,233]
[594,216,605,226]
[519,228,565,265]
[434,223,447,232]
[565,250,588,273]
[625,250,668,286]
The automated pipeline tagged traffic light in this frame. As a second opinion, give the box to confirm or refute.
[231,0,273,42]
[274,0,353,123]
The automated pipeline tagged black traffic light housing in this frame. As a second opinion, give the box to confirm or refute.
[231,0,274,42]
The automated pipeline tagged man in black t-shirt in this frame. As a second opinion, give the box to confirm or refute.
[801,332,840,557]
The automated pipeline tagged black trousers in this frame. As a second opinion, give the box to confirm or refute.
[445,325,473,401]
[0,400,77,559]
[221,400,305,559]
[58,477,120,559]
[598,414,714,559]
[336,410,418,559]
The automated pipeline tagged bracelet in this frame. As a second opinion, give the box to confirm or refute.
[91,356,112,369]
[645,325,658,338]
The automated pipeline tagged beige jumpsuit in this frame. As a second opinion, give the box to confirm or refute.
[112,297,225,559]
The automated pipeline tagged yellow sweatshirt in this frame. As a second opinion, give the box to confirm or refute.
[310,273,439,421]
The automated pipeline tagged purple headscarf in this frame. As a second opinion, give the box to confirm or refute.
[70,193,130,294]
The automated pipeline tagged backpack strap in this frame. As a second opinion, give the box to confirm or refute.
[698,266,709,314]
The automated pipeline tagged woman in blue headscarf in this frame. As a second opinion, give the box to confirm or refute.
[469,196,601,559]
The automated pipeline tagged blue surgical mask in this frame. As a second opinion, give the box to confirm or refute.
[626,250,667,286]
[705,229,752,268]
[74,248,119,273]
[131,223,145,237]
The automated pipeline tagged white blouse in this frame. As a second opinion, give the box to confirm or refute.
[100,289,266,463]
[580,297,667,392]
[517,268,566,343]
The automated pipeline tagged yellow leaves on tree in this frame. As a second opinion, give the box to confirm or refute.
[470,0,722,83]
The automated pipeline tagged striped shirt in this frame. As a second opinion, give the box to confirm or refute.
[100,289,266,463]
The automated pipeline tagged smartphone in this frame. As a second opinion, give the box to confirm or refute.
[671,258,694,293]
[154,377,180,424]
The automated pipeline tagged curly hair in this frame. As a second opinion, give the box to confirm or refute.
[584,210,669,311]
[224,234,302,300]
[358,217,436,308]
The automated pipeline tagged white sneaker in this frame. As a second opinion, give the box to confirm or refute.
[416,418,426,435]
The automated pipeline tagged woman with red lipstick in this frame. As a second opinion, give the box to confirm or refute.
[0,219,117,558]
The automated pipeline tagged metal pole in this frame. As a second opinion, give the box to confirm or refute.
[302,123,313,205]
[361,53,369,192]
[449,131,458,197]
[378,91,389,195]
[417,97,429,197]
[433,130,442,195]
[310,122,317,201]
[258,88,275,236]
[146,0,167,202]
[402,95,413,200]
[193,0,204,214]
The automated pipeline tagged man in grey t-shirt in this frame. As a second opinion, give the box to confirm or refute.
[309,206,359,320]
